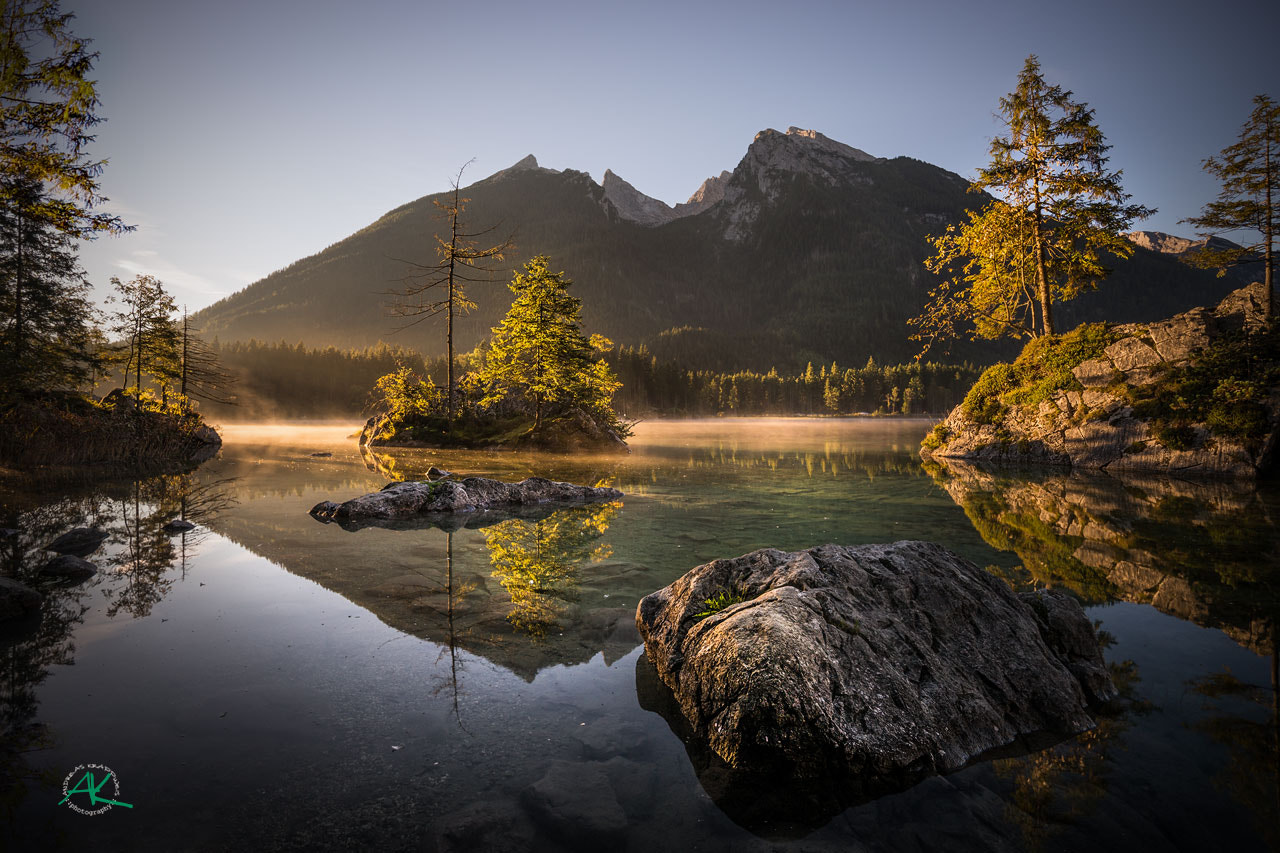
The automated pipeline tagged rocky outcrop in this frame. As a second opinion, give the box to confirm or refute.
[359,408,629,453]
[673,170,731,218]
[310,476,623,526]
[601,169,677,226]
[635,541,1114,783]
[925,283,1278,477]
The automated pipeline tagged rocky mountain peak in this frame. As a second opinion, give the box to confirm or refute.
[673,170,732,218]
[601,169,677,227]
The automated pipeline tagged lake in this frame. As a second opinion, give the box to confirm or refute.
[2,419,1277,851]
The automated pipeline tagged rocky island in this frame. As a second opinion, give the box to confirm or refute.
[922,283,1279,478]
[636,541,1115,785]
[310,475,624,530]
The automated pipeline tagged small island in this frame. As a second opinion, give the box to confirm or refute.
[359,256,631,452]
[921,283,1279,478]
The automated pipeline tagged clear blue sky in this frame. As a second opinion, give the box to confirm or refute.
[69,0,1278,313]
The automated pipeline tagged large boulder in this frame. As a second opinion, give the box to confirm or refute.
[635,541,1114,784]
[310,476,623,525]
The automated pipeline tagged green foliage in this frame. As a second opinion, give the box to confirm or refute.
[916,55,1152,349]
[1181,94,1278,319]
[480,256,626,435]
[921,423,951,450]
[370,365,441,422]
[1123,327,1279,448]
[960,323,1116,425]
[693,591,746,620]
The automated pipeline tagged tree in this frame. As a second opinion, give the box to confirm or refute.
[177,308,236,408]
[913,55,1151,351]
[107,274,179,400]
[0,0,127,239]
[0,172,95,395]
[480,256,622,431]
[390,161,512,420]
[1182,94,1278,320]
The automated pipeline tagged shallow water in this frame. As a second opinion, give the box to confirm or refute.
[2,419,1277,851]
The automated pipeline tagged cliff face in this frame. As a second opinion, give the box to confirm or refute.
[922,283,1280,479]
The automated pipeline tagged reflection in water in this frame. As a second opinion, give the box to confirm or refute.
[926,458,1280,655]
[0,473,234,833]
[1188,666,1280,848]
[485,501,621,637]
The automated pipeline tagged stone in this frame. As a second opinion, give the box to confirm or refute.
[635,541,1114,782]
[164,519,197,532]
[521,760,627,846]
[427,466,452,480]
[310,477,623,524]
[309,451,332,457]
[47,527,108,557]
[1148,310,1209,363]
[40,554,98,582]
[0,576,42,622]
[1104,338,1162,372]
[1072,359,1116,388]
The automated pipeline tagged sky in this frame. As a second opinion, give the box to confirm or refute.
[66,0,1279,314]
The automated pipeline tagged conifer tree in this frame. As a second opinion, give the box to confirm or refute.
[481,256,621,431]
[913,55,1151,351]
[107,274,179,401]
[1182,94,1278,320]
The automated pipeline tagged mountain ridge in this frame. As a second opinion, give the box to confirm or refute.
[193,129,1239,372]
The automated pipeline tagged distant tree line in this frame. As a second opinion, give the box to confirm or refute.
[198,337,980,420]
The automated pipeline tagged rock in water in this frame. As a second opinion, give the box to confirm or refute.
[47,527,108,557]
[635,541,1115,782]
[0,577,42,622]
[310,476,622,523]
[39,555,98,582]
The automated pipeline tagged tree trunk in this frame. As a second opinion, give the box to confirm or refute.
[446,189,460,422]
[1265,110,1274,321]
[1032,197,1054,336]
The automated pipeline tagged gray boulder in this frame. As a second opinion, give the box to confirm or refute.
[47,527,108,557]
[163,519,197,532]
[40,555,98,582]
[0,576,42,622]
[636,541,1114,782]
[310,476,622,524]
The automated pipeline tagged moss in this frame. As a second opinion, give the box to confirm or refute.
[1124,440,1148,454]
[693,590,746,620]
[960,323,1117,426]
[920,422,951,451]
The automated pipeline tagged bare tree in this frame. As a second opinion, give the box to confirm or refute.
[388,161,513,420]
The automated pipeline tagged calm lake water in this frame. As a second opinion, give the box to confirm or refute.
[2,419,1277,851]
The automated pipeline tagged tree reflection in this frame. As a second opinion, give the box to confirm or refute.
[1188,643,1280,850]
[101,474,237,619]
[484,500,620,637]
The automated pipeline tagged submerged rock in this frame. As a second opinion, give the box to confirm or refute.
[310,477,623,525]
[39,554,98,582]
[47,527,108,557]
[635,541,1114,783]
[0,576,43,622]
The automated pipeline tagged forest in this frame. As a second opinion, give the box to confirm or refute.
[199,338,981,421]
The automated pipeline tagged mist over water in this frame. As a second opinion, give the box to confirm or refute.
[3,419,1276,850]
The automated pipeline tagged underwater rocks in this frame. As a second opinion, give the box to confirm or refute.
[0,576,42,622]
[310,476,623,525]
[636,541,1114,782]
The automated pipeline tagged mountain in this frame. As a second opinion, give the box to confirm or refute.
[1125,230,1262,285]
[194,128,1239,372]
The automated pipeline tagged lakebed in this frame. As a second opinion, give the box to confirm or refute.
[2,419,1276,851]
